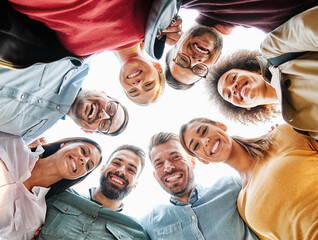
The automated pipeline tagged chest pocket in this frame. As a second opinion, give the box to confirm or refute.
[39,59,77,94]
[105,222,133,240]
[154,222,185,240]
[0,113,47,139]
[41,200,83,238]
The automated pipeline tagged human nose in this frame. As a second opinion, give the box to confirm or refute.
[164,161,175,173]
[129,78,142,86]
[190,55,202,67]
[99,109,110,119]
[115,165,126,176]
[79,156,89,166]
[230,82,238,95]
[202,137,210,147]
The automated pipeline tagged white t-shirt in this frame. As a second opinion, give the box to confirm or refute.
[0,132,49,240]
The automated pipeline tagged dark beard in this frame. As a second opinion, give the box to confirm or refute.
[99,172,133,200]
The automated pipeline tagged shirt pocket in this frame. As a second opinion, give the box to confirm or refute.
[39,59,76,95]
[154,222,185,240]
[105,222,133,240]
[41,200,83,238]
[2,113,48,138]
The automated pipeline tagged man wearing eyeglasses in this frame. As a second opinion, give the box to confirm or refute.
[165,0,318,91]
[0,57,129,144]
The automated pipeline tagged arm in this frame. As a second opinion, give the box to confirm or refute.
[261,6,318,58]
[159,16,183,46]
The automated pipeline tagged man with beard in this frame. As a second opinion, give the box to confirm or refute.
[0,58,128,144]
[140,132,258,239]
[166,0,318,90]
[37,144,149,240]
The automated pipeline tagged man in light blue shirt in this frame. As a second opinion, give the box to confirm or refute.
[0,57,129,144]
[140,132,258,240]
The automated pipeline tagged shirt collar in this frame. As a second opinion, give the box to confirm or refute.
[170,184,203,206]
[89,188,124,212]
[256,56,272,83]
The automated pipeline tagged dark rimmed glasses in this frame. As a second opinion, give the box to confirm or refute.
[173,53,209,78]
[98,101,119,134]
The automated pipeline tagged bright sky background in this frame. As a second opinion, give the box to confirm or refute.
[44,9,284,220]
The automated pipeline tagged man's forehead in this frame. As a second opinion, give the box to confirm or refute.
[150,140,185,161]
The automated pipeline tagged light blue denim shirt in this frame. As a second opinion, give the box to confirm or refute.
[140,176,258,240]
[0,57,88,144]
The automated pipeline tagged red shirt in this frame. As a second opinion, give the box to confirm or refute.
[9,0,152,57]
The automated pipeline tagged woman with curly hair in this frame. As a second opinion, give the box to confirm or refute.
[180,117,318,239]
[0,133,102,240]
[206,6,318,139]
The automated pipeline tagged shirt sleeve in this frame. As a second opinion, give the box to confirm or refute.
[261,6,318,58]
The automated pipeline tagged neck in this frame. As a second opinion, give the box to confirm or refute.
[114,43,141,62]
[172,183,197,203]
[262,81,279,104]
[225,140,256,188]
[23,156,62,192]
[93,188,122,210]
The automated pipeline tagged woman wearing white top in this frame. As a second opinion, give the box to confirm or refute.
[0,132,102,240]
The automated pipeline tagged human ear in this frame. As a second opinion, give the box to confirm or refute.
[81,128,93,134]
[153,171,156,178]
[134,181,138,189]
[153,62,163,72]
[100,165,105,172]
[216,122,227,131]
[190,156,196,169]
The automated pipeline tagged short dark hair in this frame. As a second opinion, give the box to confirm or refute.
[179,117,272,161]
[42,137,103,199]
[206,49,279,124]
[148,132,179,160]
[106,144,146,176]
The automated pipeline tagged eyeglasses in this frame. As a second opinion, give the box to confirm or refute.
[173,53,209,78]
[98,101,119,134]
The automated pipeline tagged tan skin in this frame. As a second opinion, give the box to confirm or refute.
[217,69,278,109]
[183,121,256,187]
[150,140,196,203]
[93,149,142,210]
[23,141,101,192]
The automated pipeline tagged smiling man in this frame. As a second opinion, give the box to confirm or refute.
[37,144,149,240]
[140,132,258,240]
[0,58,128,144]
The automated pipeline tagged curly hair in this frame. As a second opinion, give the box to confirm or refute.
[206,49,280,125]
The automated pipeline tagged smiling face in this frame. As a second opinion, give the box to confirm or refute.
[119,57,163,104]
[150,140,195,199]
[55,142,101,179]
[70,90,126,134]
[99,149,141,200]
[217,69,267,108]
[183,121,232,163]
[169,26,222,85]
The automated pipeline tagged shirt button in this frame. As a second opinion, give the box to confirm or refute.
[92,215,96,218]
[64,208,68,211]
[284,79,291,88]
[20,94,24,99]
[83,231,87,235]
[56,106,60,110]
[37,99,41,103]
[192,215,195,220]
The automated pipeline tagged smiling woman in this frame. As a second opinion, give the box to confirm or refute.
[0,133,102,240]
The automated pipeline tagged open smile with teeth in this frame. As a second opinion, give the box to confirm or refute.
[238,82,248,100]
[87,103,98,120]
[69,156,77,173]
[165,172,183,183]
[193,43,210,54]
[127,70,142,79]
[109,175,126,187]
[210,139,220,155]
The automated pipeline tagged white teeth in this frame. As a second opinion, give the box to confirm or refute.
[193,43,209,54]
[211,140,220,154]
[70,158,77,172]
[111,177,124,185]
[127,70,142,79]
[166,173,181,182]
[88,104,95,120]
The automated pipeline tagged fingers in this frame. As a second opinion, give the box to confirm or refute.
[165,32,183,45]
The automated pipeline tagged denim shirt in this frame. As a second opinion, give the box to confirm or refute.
[140,176,259,240]
[0,57,88,144]
[38,189,149,240]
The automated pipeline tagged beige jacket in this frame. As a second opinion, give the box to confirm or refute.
[261,6,318,139]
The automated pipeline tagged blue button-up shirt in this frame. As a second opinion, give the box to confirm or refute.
[0,57,88,144]
[140,176,258,240]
